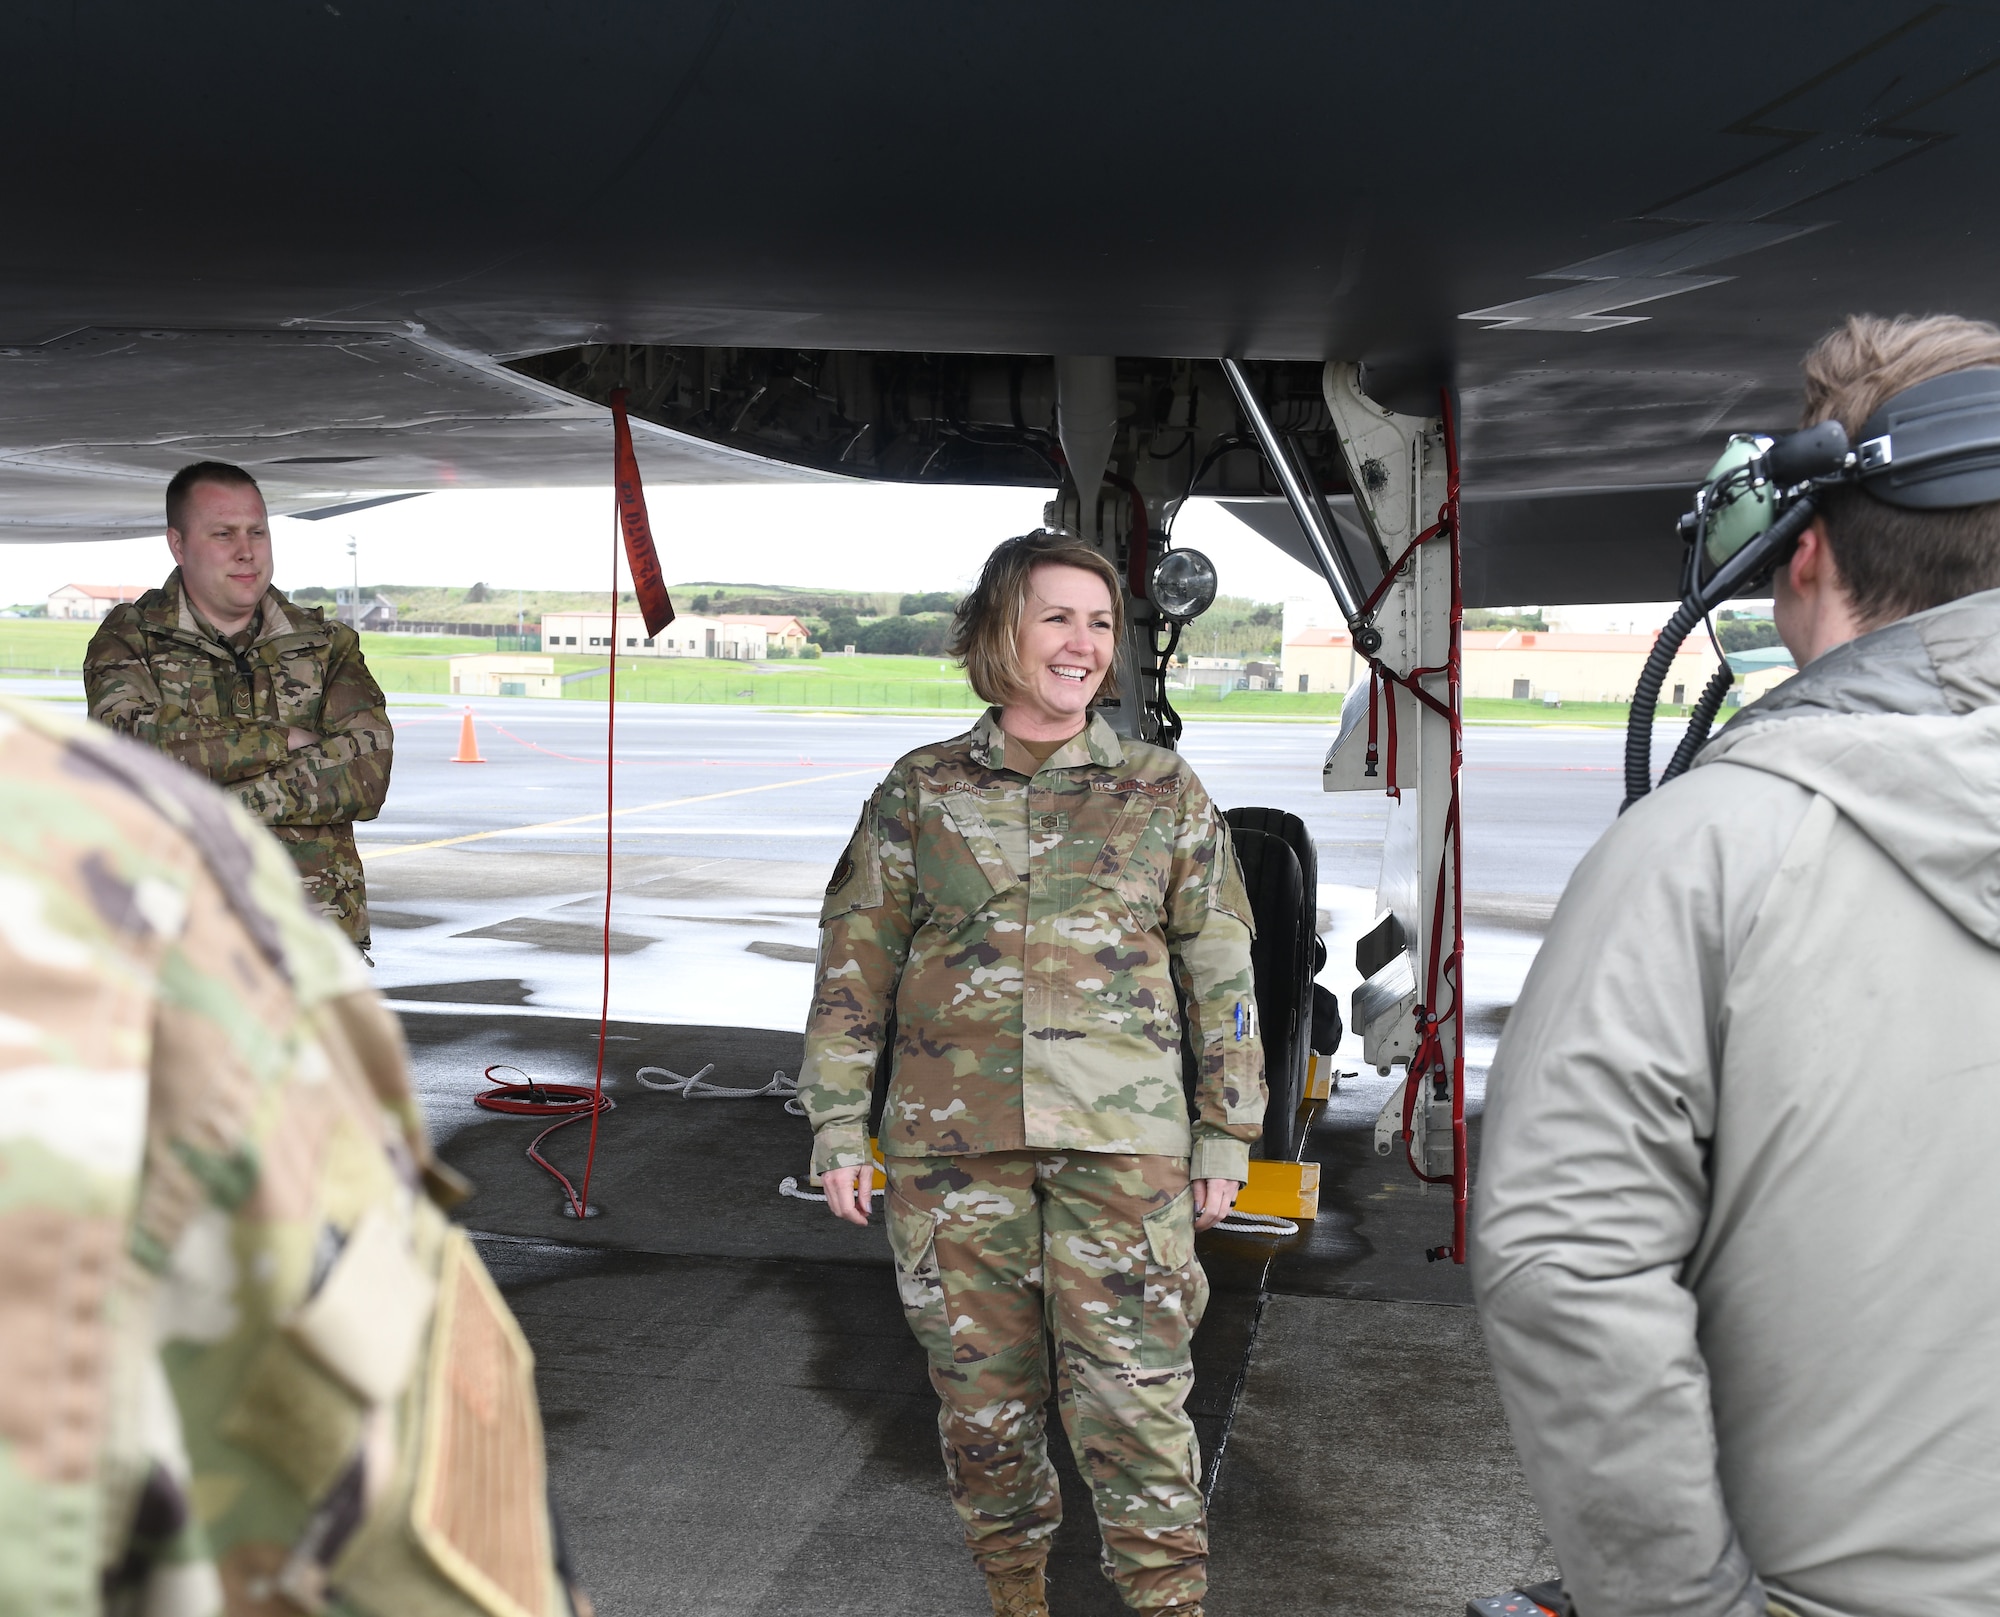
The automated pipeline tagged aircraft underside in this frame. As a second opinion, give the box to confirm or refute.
[3,1,1997,590]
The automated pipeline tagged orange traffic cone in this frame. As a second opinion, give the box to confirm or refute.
[452,707,485,763]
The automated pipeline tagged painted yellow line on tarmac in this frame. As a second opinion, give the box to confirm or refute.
[360,768,879,860]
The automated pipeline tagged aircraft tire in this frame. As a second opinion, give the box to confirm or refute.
[1224,808,1320,1162]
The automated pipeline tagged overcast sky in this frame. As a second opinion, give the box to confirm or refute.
[3,485,1328,607]
[1,481,1701,630]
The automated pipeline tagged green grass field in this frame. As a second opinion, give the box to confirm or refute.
[553,654,984,711]
[1,620,1698,728]
[0,619,101,673]
[0,620,505,676]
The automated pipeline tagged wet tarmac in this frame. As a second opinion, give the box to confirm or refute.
[345,698,1637,1616]
[0,678,1639,1612]
[362,701,1626,1079]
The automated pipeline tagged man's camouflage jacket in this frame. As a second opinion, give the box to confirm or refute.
[84,568,392,946]
[0,698,576,1616]
[798,708,1267,1184]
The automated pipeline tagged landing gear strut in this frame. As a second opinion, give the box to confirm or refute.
[1234,359,1469,1261]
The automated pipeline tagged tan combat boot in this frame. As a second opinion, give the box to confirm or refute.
[983,1564,1049,1617]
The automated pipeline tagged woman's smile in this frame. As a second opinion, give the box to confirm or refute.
[1008,562,1116,739]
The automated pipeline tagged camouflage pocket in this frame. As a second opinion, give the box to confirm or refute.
[1139,1188,1207,1368]
[884,1186,952,1362]
[1087,795,1174,929]
[333,1228,564,1617]
[921,789,1022,934]
[152,655,219,718]
[275,644,328,722]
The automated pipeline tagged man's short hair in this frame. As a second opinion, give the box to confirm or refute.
[166,461,262,535]
[1801,314,2000,626]
[947,531,1126,708]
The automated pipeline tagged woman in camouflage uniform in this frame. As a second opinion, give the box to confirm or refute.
[798,532,1265,1617]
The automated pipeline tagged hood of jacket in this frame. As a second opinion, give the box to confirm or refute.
[1700,587,2000,945]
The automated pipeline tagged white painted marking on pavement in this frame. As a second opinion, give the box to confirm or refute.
[360,769,878,860]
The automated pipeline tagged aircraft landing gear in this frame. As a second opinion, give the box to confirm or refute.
[1234,358,1469,1263]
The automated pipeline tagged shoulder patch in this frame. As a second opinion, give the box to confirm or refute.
[821,799,885,922]
[1210,818,1256,939]
[827,851,855,895]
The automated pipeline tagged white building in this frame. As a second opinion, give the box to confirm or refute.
[540,611,768,661]
[718,613,812,653]
[1180,656,1248,692]
[340,592,399,631]
[449,654,563,698]
[48,583,148,620]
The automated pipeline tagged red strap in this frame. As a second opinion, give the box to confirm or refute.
[610,389,677,638]
[1361,391,1468,1258]
[1364,665,1381,778]
[1382,659,1401,803]
[1361,516,1443,620]
[576,409,652,1219]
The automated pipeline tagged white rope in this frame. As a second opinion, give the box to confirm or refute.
[632,1065,872,1202]
[635,1064,806,1115]
[1214,1211,1300,1237]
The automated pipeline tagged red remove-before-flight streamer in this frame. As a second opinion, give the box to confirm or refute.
[474,389,675,1219]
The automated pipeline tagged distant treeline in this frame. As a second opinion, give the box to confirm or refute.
[288,578,1293,659]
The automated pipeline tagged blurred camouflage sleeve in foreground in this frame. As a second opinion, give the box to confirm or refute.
[84,606,294,784]
[0,699,576,1617]
[797,772,918,1179]
[1165,776,1266,1184]
[231,623,393,827]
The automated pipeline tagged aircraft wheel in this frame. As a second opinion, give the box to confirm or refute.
[1223,808,1320,1162]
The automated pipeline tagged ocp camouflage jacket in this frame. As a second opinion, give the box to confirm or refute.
[0,698,576,1617]
[798,708,1266,1184]
[84,569,392,945]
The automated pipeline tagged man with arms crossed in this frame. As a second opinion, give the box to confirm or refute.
[86,461,392,951]
[1474,314,2000,1617]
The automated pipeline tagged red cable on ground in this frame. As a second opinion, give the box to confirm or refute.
[472,1064,615,1220]
[1357,390,1468,1261]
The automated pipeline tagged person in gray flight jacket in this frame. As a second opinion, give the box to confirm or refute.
[1473,313,2000,1617]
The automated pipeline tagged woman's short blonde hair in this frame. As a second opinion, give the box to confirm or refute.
[948,532,1126,708]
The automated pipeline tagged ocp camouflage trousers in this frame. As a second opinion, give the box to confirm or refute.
[882,1150,1210,1611]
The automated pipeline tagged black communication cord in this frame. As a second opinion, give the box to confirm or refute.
[1151,616,1186,748]
[1622,495,1819,810]
[1660,661,1737,785]
[1655,608,1739,787]
[1181,434,1250,504]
